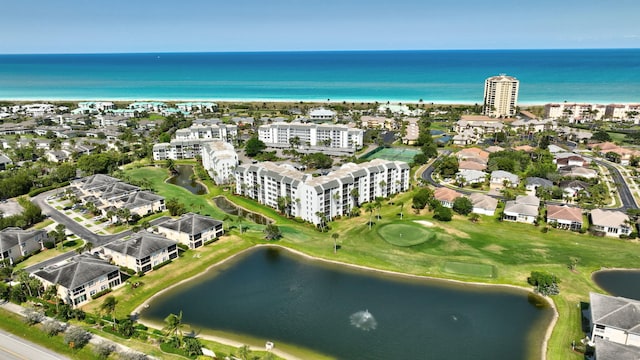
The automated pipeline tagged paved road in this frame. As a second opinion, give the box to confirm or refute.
[0,329,68,360]
[591,157,638,210]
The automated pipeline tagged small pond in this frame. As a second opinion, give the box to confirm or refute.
[212,196,272,225]
[167,165,207,195]
[141,247,553,360]
[592,269,640,300]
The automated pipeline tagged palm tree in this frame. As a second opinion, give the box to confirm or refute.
[100,295,118,330]
[237,214,246,233]
[365,203,375,229]
[350,188,360,207]
[375,197,383,220]
[331,233,339,254]
[315,211,327,232]
[163,311,185,347]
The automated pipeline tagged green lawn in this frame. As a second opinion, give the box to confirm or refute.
[116,162,640,360]
[443,261,496,278]
[377,222,435,246]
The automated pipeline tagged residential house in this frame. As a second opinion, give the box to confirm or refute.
[458,160,487,171]
[0,153,12,170]
[503,195,540,224]
[468,193,498,216]
[559,165,598,179]
[525,177,554,192]
[490,170,519,188]
[45,150,72,163]
[102,232,178,273]
[156,213,224,249]
[594,338,640,360]
[433,187,462,208]
[118,191,166,217]
[32,253,122,307]
[546,205,583,230]
[456,147,489,165]
[555,154,589,168]
[485,145,505,153]
[559,180,591,198]
[589,292,640,355]
[590,209,632,237]
[456,169,487,186]
[308,108,336,121]
[0,228,47,265]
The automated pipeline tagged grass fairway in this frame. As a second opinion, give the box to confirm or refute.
[377,222,435,246]
[443,261,497,278]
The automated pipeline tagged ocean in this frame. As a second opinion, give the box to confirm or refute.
[0,49,639,104]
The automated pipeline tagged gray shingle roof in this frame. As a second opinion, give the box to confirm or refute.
[595,338,640,360]
[591,292,640,335]
[504,201,539,217]
[526,177,553,188]
[0,228,46,249]
[33,253,119,290]
[159,213,223,235]
[104,232,176,259]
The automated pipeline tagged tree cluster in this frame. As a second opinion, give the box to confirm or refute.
[301,152,333,169]
[527,271,560,296]
[0,162,76,199]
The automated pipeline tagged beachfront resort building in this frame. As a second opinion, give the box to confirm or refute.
[258,122,363,154]
[234,159,410,226]
[483,74,519,117]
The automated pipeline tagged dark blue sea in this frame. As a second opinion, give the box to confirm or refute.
[1,49,639,103]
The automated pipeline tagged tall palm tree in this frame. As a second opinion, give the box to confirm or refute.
[365,203,375,229]
[163,311,185,347]
[375,197,383,220]
[100,295,118,330]
[331,233,340,254]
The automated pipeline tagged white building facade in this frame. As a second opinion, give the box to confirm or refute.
[258,122,363,153]
[483,74,519,117]
[201,141,238,184]
[234,159,410,226]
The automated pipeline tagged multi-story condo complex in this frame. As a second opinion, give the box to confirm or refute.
[544,103,606,120]
[201,141,238,184]
[483,74,519,117]
[258,122,363,154]
[174,123,237,142]
[234,159,410,226]
[604,104,640,120]
[153,139,238,185]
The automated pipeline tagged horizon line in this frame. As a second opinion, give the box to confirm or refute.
[1,47,640,56]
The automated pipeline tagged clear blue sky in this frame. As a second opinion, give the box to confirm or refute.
[1,0,639,54]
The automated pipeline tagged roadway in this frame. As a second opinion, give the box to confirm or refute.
[0,328,68,360]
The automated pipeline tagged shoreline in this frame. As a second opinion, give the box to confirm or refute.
[3,97,639,107]
[133,243,559,360]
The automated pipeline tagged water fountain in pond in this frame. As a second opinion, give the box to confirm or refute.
[350,310,377,331]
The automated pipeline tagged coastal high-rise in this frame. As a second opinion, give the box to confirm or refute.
[483,74,519,118]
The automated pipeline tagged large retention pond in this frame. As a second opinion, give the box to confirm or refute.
[166,164,207,195]
[141,247,553,360]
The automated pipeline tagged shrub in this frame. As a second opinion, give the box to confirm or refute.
[120,267,136,276]
[177,243,189,251]
[43,241,55,249]
[118,351,148,360]
[93,342,116,359]
[91,288,112,300]
[152,259,172,271]
[41,319,66,337]
[85,317,96,325]
[64,326,92,349]
[23,308,45,325]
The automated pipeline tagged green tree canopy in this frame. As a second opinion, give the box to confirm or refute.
[244,137,266,157]
[452,197,473,215]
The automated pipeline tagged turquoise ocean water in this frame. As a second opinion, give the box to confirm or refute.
[0,49,639,104]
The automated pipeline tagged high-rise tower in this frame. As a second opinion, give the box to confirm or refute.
[483,74,519,117]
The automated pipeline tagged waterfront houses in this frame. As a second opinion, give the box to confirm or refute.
[234,159,410,226]
[102,232,178,273]
[33,253,122,307]
[156,213,224,249]
[0,228,47,265]
[546,205,583,231]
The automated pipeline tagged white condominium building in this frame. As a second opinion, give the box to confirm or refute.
[258,122,363,152]
[174,123,238,142]
[544,103,606,120]
[483,74,519,117]
[153,139,206,160]
[201,141,238,184]
[234,159,410,225]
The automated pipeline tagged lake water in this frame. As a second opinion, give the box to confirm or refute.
[166,164,207,195]
[592,270,640,300]
[141,247,553,360]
